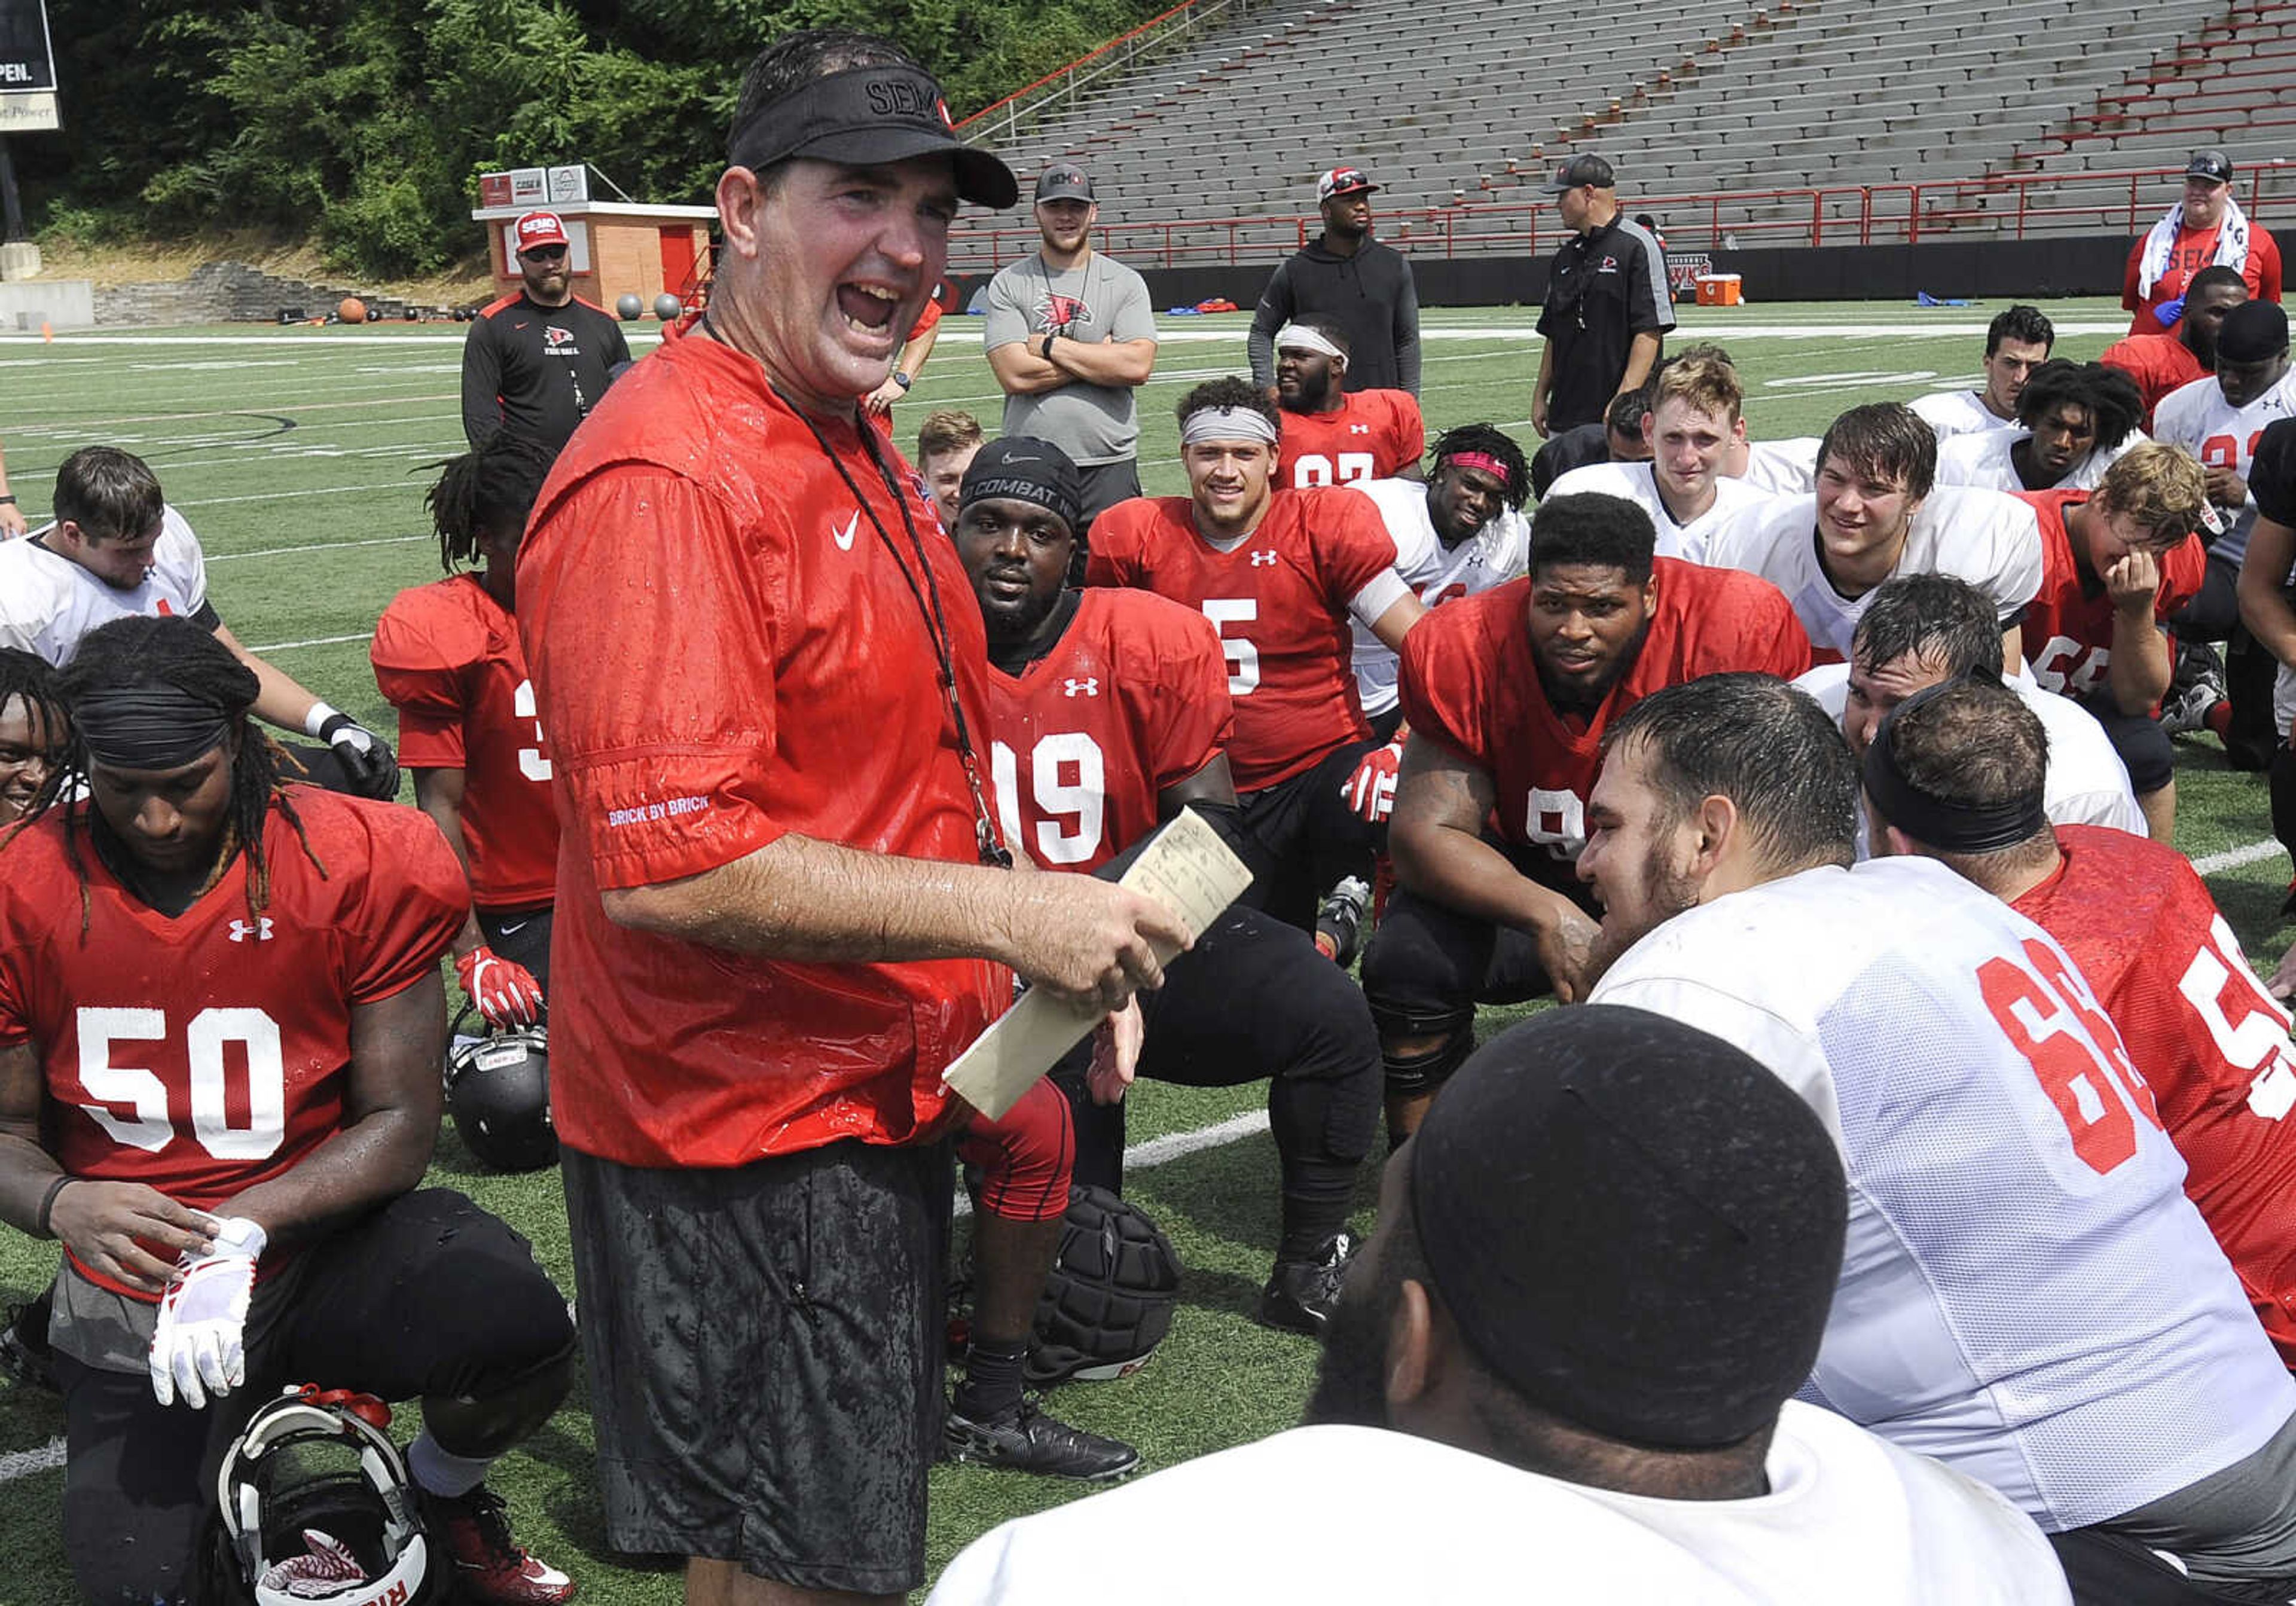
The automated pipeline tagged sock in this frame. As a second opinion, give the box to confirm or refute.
[954,1337,1028,1422]
[408,1431,494,1500]
[2207,700,2235,740]
[1278,1190,1352,1265]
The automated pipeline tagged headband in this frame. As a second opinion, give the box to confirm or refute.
[726,65,1018,210]
[1180,407,1280,448]
[1861,683,2047,853]
[72,683,237,771]
[1442,449,1518,491]
[1273,323,1345,361]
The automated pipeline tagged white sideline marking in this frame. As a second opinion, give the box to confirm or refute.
[2195,838,2286,876]
[953,1109,1271,1219]
[210,534,426,564]
[0,1437,66,1483]
[175,484,422,510]
[246,632,374,653]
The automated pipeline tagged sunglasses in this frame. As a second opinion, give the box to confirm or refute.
[522,244,569,261]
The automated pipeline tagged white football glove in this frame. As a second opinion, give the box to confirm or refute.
[149,1215,266,1409]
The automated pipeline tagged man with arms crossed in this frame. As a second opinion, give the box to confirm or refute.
[517,33,1187,1604]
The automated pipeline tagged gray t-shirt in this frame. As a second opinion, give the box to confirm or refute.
[982,252,1157,466]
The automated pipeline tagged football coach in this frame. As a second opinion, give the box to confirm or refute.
[515,29,1190,1605]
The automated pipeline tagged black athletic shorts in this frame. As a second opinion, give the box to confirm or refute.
[478,903,554,993]
[1236,738,1387,930]
[560,1137,951,1595]
[54,1189,572,1606]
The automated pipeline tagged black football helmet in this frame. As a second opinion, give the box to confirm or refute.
[445,1024,557,1173]
[1027,1186,1183,1385]
[204,1385,436,1606]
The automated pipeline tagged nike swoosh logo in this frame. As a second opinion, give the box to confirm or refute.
[497,920,529,937]
[833,513,859,551]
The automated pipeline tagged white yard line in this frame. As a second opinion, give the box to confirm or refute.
[245,631,374,653]
[2194,838,2288,876]
[210,534,428,564]
[0,1437,66,1484]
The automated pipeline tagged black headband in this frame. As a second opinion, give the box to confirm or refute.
[1862,682,2047,853]
[726,66,1018,209]
[959,437,1084,531]
[72,683,237,771]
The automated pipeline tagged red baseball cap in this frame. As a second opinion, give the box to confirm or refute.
[513,210,572,254]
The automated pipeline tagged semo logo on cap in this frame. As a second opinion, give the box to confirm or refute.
[514,210,570,251]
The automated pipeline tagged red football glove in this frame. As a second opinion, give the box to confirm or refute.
[455,946,544,1029]
[1342,732,1406,824]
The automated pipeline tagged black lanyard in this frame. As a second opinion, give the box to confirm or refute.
[781,389,1013,869]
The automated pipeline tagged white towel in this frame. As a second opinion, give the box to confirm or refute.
[2138,195,2252,298]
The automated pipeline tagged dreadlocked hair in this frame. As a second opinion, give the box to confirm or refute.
[1431,423,1531,509]
[15,617,326,934]
[425,430,555,573]
[0,648,64,741]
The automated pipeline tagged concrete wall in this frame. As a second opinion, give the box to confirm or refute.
[0,278,93,329]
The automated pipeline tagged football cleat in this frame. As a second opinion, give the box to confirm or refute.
[2161,665,2228,739]
[944,1400,1142,1481]
[419,1484,576,1606]
[1314,876,1372,968]
[1257,1232,1357,1337]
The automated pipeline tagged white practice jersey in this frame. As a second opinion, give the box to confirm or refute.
[2153,371,2296,567]
[1911,388,2019,441]
[1546,460,1769,563]
[0,506,209,666]
[1702,486,2043,662]
[930,1408,2069,1606]
[1590,857,2296,1531]
[1935,429,2149,494]
[1349,477,1528,719]
[1794,663,2144,847]
[1727,438,1821,497]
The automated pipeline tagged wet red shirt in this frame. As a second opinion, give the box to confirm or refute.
[1401,558,1811,863]
[371,573,558,909]
[518,333,1010,1167]
[0,792,466,1298]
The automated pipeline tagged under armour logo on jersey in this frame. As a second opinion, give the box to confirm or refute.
[1250,550,1280,566]
[1063,677,1100,697]
[1348,423,1372,434]
[831,512,859,551]
[228,918,274,943]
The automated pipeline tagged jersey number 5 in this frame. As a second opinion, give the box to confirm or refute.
[74,1006,286,1161]
[1200,600,1262,695]
[1979,938,2162,1175]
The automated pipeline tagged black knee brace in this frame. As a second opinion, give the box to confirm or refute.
[1379,1024,1476,1101]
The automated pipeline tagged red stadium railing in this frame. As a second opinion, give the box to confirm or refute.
[944,163,2295,272]
[954,0,1269,151]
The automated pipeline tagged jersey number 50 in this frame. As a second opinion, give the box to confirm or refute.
[74,1006,285,1161]
[1979,939,2162,1175]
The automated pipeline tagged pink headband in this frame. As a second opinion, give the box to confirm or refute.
[1445,450,1515,489]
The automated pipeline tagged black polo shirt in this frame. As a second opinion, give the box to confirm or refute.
[1535,215,1675,434]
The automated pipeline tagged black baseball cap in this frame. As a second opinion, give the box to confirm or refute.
[726,62,1018,209]
[1543,153,1617,194]
[1035,165,1095,204]
[2185,149,2234,185]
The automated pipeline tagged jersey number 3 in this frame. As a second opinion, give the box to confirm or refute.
[75,1006,286,1161]
[1980,939,2162,1175]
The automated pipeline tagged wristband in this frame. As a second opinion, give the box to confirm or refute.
[1041,332,1057,361]
[303,701,342,740]
[37,1174,77,1237]
[0,495,16,506]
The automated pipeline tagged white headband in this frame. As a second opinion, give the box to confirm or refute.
[1274,323,1346,362]
[1180,406,1281,448]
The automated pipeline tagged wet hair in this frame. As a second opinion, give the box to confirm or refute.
[52,446,164,545]
[1530,492,1658,584]
[728,29,920,171]
[2092,441,2212,545]
[917,409,985,463]
[1175,375,1280,433]
[1985,304,2056,358]
[2014,360,2145,453]
[425,430,554,573]
[1604,387,1653,440]
[1873,677,2055,878]
[1431,423,1531,509]
[6,618,323,932]
[1817,403,1936,502]
[1850,573,2004,680]
[1651,353,1744,428]
[1602,674,1859,871]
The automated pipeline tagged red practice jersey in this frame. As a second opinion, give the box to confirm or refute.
[2100,332,2209,433]
[2014,825,2296,1365]
[371,573,558,910]
[0,791,467,1298]
[2016,488,2206,704]
[1087,487,1405,792]
[1400,559,1812,862]
[1276,390,1425,490]
[982,590,1233,875]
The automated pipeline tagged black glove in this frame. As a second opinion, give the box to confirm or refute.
[317,712,401,800]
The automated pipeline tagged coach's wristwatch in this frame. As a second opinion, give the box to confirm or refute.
[1040,331,1058,361]
[892,370,913,390]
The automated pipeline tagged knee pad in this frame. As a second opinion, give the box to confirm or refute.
[424,1339,575,1458]
[1380,1024,1474,1102]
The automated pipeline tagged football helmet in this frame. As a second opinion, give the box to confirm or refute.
[1027,1186,1183,1385]
[206,1385,436,1606]
[445,1025,557,1173]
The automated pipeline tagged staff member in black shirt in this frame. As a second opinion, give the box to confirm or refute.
[1531,155,1674,438]
[460,210,632,456]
